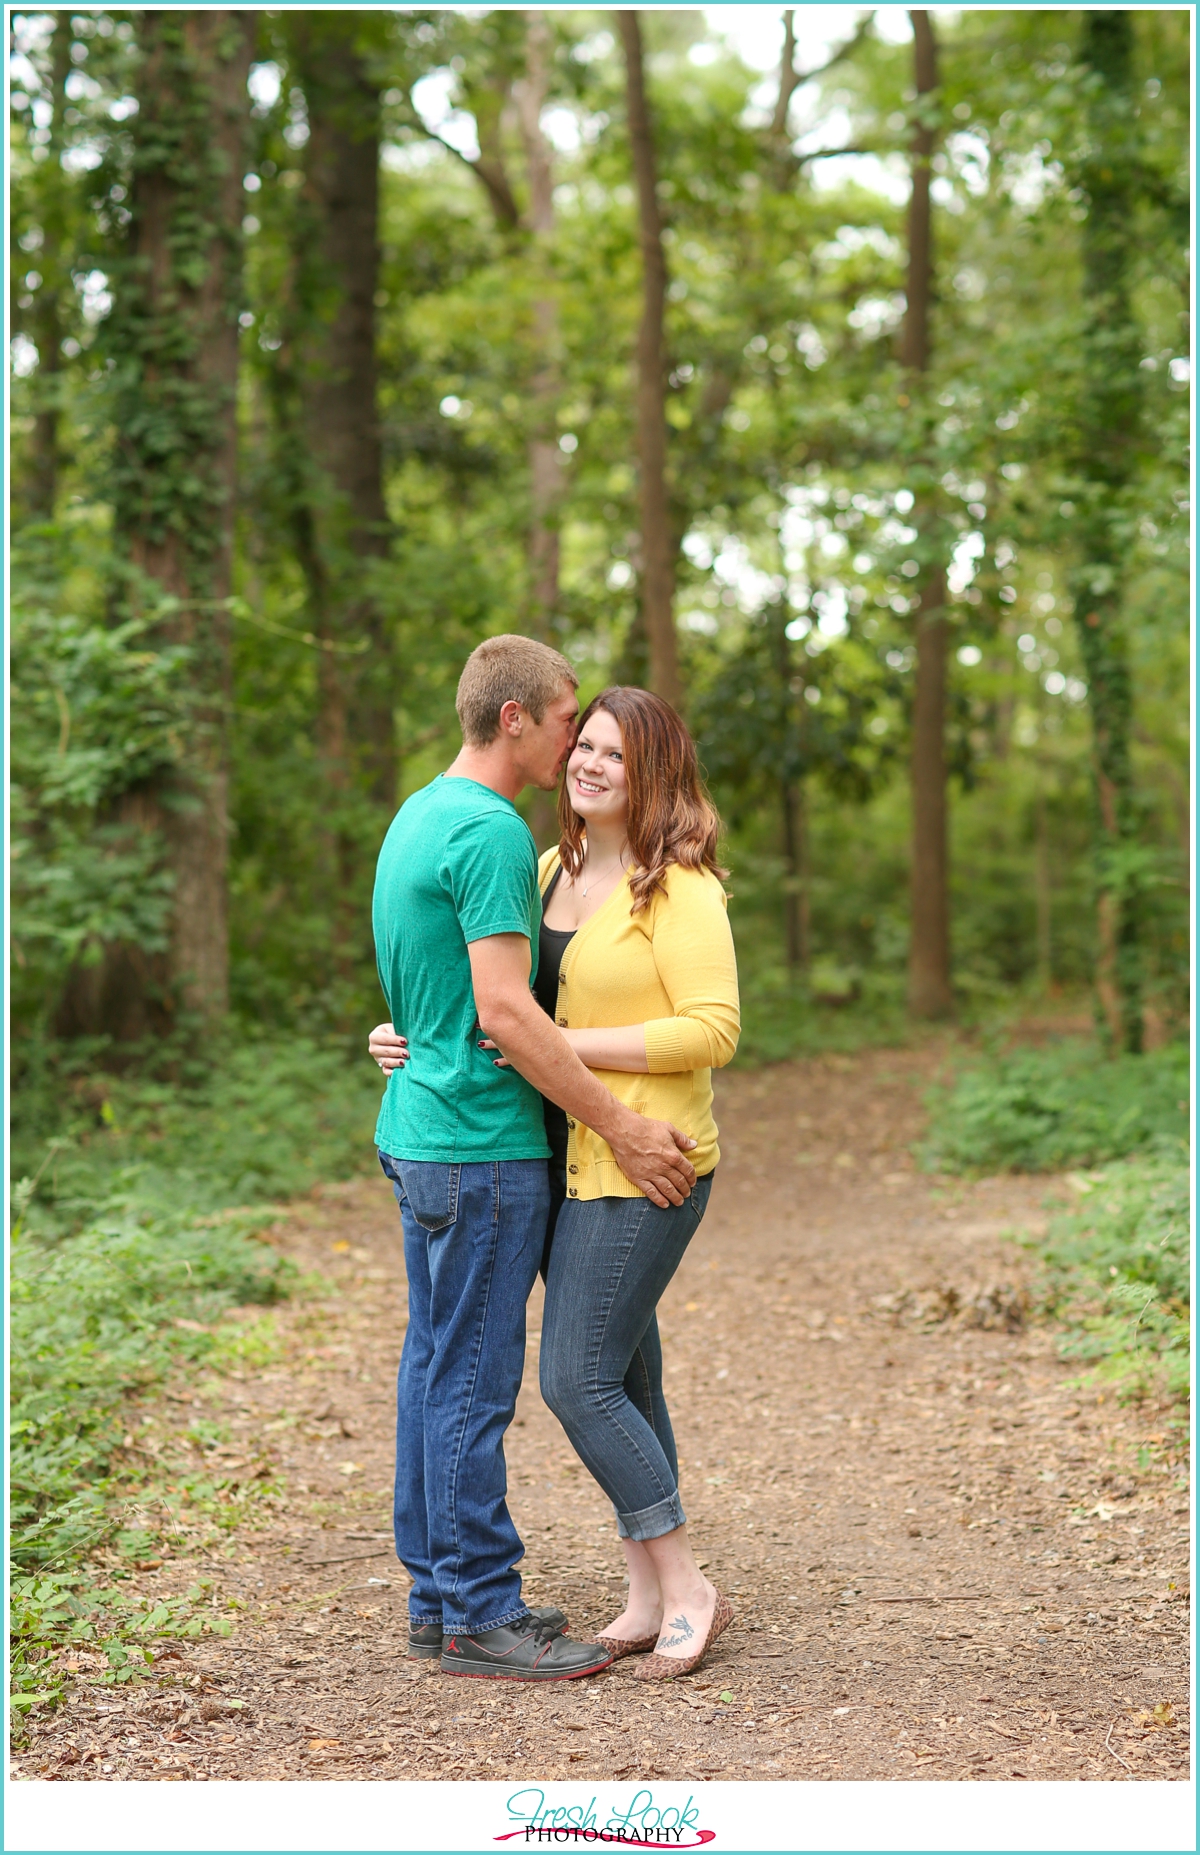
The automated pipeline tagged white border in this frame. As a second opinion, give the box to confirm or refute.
[4,7,1196,1855]
[3,1777,1199,1854]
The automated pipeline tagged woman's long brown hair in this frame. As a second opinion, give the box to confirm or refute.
[557,687,726,913]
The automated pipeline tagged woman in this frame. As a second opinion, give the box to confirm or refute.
[518,687,739,1679]
[373,687,739,1679]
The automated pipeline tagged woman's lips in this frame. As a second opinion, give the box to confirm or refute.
[574,777,606,796]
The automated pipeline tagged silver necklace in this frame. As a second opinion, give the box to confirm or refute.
[580,850,627,897]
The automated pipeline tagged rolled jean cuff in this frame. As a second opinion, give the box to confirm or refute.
[615,1491,686,1542]
[447,1602,531,1636]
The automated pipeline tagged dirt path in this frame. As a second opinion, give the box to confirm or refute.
[17,1048,1190,1784]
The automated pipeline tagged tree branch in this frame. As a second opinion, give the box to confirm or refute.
[398,87,522,232]
[794,142,889,165]
[791,11,874,89]
[770,9,800,141]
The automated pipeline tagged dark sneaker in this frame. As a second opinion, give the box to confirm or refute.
[409,1605,568,1661]
[441,1614,613,1681]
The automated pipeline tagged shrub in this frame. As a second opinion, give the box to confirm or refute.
[922,1039,1189,1174]
[1033,1147,1190,1407]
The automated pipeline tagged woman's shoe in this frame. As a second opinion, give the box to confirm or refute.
[587,1632,659,1662]
[633,1592,734,1681]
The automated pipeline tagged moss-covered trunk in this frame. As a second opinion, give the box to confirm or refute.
[60,11,252,1044]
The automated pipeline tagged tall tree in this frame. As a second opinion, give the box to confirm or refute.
[21,15,72,519]
[59,10,253,1042]
[616,10,682,710]
[288,14,394,907]
[1071,10,1145,1052]
[903,8,954,1021]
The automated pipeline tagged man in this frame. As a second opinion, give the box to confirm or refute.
[372,635,696,1681]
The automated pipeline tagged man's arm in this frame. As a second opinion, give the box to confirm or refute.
[467,934,697,1208]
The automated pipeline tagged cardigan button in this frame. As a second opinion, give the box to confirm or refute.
[566,1119,575,1130]
[568,1187,578,1197]
[568,1164,579,1175]
[557,1017,568,1027]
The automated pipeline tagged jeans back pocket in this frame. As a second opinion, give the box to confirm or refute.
[396,1161,461,1232]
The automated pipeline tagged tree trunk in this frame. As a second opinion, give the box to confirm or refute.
[59,11,253,1044]
[617,10,682,710]
[1035,780,1053,992]
[290,16,393,813]
[283,17,395,1011]
[904,9,953,1020]
[909,572,952,1018]
[781,778,809,971]
[1072,10,1144,1052]
[25,16,72,519]
[515,11,565,642]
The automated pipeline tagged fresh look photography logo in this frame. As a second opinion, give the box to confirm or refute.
[495,1787,715,1849]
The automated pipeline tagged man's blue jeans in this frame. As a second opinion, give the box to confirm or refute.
[380,1153,548,1635]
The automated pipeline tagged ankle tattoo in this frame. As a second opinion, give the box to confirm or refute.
[657,1614,695,1650]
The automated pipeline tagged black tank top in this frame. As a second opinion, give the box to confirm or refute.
[535,866,574,1170]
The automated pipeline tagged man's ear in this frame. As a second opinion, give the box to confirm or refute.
[497,699,524,737]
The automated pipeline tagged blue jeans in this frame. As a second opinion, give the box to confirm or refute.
[539,1174,713,1542]
[380,1153,549,1634]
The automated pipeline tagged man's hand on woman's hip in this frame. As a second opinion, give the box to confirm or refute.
[369,1022,409,1072]
[607,1108,697,1208]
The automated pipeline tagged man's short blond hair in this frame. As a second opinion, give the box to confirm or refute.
[456,634,578,747]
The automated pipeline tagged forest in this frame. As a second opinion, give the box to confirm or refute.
[7,5,1191,1722]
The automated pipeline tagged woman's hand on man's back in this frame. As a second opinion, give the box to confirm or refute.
[370,1022,409,1072]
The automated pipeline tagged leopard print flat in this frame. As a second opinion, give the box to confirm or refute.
[586,1632,659,1662]
[632,1592,734,1681]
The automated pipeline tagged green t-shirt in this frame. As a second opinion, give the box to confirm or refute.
[372,775,551,1164]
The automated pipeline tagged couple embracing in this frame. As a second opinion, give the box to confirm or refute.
[369,635,740,1684]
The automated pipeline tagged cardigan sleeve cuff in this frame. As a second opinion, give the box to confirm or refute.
[644,1017,701,1073]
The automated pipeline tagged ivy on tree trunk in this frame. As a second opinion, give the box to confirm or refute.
[61,10,253,1043]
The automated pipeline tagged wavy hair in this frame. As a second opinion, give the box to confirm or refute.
[557,687,726,913]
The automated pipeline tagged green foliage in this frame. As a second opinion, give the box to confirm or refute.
[13,1033,385,1237]
[733,965,907,1068]
[9,1029,382,1706]
[10,1569,237,1715]
[11,1207,292,1524]
[1033,1149,1190,1407]
[922,1039,1189,1175]
[10,8,1190,1048]
[9,524,194,1023]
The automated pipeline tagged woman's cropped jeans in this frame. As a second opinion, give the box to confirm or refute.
[539,1173,713,1542]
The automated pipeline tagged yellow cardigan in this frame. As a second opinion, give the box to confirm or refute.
[538,849,740,1199]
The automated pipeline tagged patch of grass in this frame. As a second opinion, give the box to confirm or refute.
[10,1206,295,1538]
[12,1031,385,1240]
[921,1039,1189,1174]
[1030,1147,1190,1411]
[8,1031,383,1723]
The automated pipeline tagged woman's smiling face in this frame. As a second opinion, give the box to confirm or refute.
[566,706,629,830]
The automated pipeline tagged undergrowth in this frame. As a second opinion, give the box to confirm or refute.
[9,1030,384,1723]
[1031,1146,1191,1414]
[921,1038,1189,1174]
[733,965,910,1065]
